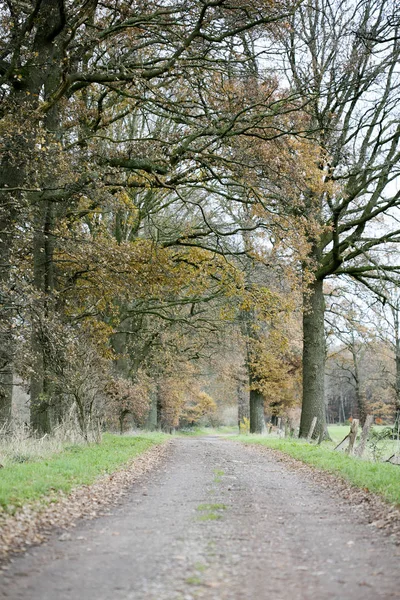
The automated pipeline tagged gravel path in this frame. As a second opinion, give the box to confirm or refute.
[1,436,399,600]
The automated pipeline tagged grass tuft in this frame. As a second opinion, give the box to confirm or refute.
[185,576,202,585]
[198,512,222,521]
[196,501,227,522]
[197,503,227,511]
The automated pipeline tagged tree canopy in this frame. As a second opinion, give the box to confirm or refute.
[1,0,400,438]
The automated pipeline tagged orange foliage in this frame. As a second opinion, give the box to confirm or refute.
[105,372,152,431]
[181,391,217,425]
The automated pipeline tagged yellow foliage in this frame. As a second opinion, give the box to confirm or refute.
[182,391,217,424]
[239,416,250,434]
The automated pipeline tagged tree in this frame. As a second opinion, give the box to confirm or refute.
[181,390,217,427]
[325,297,375,424]
[105,373,152,434]
[369,284,400,427]
[235,249,302,433]
[0,1,296,430]
[275,0,400,438]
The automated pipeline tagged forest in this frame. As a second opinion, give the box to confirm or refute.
[1,0,400,443]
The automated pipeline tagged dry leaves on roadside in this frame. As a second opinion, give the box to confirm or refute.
[0,441,170,564]
[243,443,400,544]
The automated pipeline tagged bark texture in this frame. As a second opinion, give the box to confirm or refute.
[249,389,266,434]
[0,106,27,427]
[30,201,55,434]
[300,279,329,440]
[237,380,250,430]
[394,306,400,431]
[145,392,158,431]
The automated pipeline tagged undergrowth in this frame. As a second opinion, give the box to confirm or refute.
[0,432,167,512]
[0,422,85,468]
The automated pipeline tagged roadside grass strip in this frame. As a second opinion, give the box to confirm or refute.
[0,432,167,512]
[235,436,400,506]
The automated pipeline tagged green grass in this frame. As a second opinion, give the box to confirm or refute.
[197,503,227,512]
[176,425,238,437]
[328,424,392,443]
[185,576,202,585]
[234,435,400,505]
[209,425,238,434]
[0,432,167,512]
[327,424,352,443]
[213,469,224,476]
[197,512,223,521]
[196,501,227,522]
[176,427,206,437]
[327,424,398,460]
[213,468,225,483]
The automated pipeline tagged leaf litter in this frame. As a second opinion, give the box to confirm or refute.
[243,443,400,544]
[0,441,170,565]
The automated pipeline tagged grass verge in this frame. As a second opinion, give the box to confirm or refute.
[234,435,400,506]
[176,426,238,437]
[0,432,167,512]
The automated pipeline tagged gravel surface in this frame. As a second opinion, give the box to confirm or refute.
[0,441,170,562]
[1,436,399,600]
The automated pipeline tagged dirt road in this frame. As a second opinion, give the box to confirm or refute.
[1,436,399,600]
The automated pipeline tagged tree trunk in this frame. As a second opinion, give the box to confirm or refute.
[30,203,55,435]
[357,392,368,427]
[249,389,266,434]
[394,307,400,432]
[145,390,158,431]
[0,191,16,428]
[29,6,64,434]
[351,350,367,426]
[346,418,359,455]
[237,380,250,431]
[243,304,266,434]
[355,414,373,457]
[0,113,28,428]
[119,410,131,434]
[156,381,163,431]
[30,200,55,435]
[300,279,329,440]
[340,392,346,423]
[0,255,13,428]
[30,378,51,435]
[1,0,67,433]
[75,396,88,442]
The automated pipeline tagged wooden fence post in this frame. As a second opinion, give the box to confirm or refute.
[346,419,359,455]
[306,417,317,443]
[355,415,374,458]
